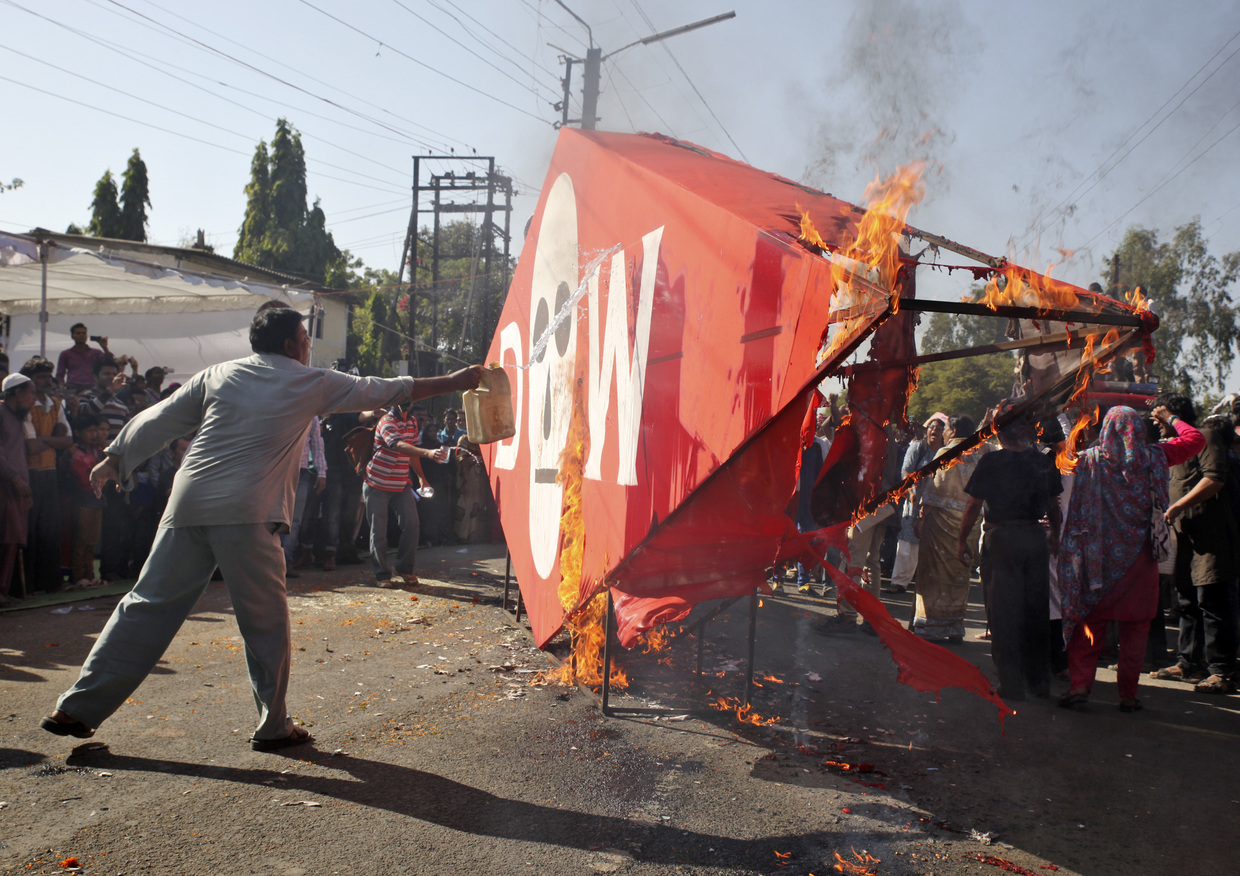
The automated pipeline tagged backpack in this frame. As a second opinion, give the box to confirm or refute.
[343,426,376,477]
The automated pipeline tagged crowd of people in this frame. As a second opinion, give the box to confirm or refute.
[0,323,498,608]
[807,387,1240,709]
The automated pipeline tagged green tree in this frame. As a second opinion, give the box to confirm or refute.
[907,285,1015,423]
[405,220,511,370]
[1,177,21,194]
[118,148,150,242]
[234,119,341,285]
[1107,218,1240,394]
[341,257,402,376]
[87,170,123,239]
[236,141,271,256]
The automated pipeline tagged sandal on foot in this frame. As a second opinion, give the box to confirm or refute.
[251,726,314,752]
[1194,674,1233,694]
[1150,665,1204,683]
[1118,698,1144,713]
[40,712,95,738]
[1058,692,1089,709]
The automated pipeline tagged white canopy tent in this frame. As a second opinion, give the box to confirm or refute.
[0,230,321,378]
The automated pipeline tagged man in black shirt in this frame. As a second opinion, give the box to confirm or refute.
[960,413,1062,701]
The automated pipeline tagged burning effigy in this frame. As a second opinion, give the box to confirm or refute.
[480,128,1156,718]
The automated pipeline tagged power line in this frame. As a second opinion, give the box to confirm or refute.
[0,43,409,195]
[1078,116,1240,254]
[0,74,406,197]
[624,0,747,161]
[91,0,470,149]
[429,0,565,91]
[1018,25,1240,251]
[518,0,588,53]
[295,0,553,124]
[108,0,472,153]
[387,0,559,103]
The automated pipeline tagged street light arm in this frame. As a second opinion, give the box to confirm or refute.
[604,11,736,60]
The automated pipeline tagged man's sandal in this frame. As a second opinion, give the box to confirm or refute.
[1118,698,1144,713]
[40,712,95,738]
[1150,665,1204,683]
[251,726,314,752]
[1193,674,1233,694]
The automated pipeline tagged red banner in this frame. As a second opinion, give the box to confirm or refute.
[483,130,887,647]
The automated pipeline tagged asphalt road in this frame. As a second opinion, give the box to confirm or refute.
[2,544,1237,876]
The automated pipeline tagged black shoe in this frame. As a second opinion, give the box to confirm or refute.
[859,622,879,637]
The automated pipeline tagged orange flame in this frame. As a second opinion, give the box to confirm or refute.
[1084,626,1095,646]
[832,163,925,313]
[1056,406,1100,474]
[797,205,828,251]
[833,847,881,875]
[802,164,925,365]
[1124,284,1152,314]
[639,625,673,654]
[709,695,781,726]
[978,261,1083,314]
[545,397,628,691]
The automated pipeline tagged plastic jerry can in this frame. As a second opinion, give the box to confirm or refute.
[463,364,516,444]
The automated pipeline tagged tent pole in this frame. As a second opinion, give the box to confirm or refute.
[39,239,49,358]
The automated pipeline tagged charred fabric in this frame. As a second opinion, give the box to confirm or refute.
[480,128,1156,721]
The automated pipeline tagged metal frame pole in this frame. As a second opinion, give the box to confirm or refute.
[743,588,758,707]
[601,590,615,716]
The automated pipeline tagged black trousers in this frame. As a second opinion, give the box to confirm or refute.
[981,524,1050,698]
[24,469,62,592]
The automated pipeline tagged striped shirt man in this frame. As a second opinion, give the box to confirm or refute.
[365,409,419,491]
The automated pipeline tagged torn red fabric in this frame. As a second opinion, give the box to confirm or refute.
[782,521,1015,726]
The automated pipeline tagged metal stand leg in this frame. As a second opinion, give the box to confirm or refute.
[502,550,511,612]
[601,591,615,716]
[744,588,758,707]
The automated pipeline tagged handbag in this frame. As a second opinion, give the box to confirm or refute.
[1150,482,1172,562]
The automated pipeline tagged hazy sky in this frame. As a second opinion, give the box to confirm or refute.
[4,0,1238,296]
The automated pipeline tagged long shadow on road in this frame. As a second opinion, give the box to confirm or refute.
[61,745,897,870]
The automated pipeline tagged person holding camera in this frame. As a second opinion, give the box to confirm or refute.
[55,324,110,392]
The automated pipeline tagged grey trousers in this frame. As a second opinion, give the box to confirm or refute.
[363,483,418,580]
[57,522,294,741]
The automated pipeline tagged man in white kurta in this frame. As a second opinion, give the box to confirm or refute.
[44,308,481,749]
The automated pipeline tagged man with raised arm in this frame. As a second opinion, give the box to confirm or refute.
[41,306,482,751]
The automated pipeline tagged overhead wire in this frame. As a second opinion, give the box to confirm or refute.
[1077,114,1240,254]
[429,0,565,90]
[517,0,588,53]
[623,0,747,161]
[5,0,439,164]
[1017,25,1240,252]
[96,0,471,153]
[387,0,559,104]
[294,0,552,124]
[0,43,409,195]
[91,0,474,149]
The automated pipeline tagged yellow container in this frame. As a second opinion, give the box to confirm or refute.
[463,364,516,444]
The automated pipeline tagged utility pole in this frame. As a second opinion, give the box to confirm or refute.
[553,4,735,131]
[396,157,513,383]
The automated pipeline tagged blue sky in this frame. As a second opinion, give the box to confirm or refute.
[3,0,1238,296]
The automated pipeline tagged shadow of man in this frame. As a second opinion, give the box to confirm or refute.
[64,744,850,869]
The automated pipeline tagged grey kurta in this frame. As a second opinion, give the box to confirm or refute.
[109,353,416,531]
[57,354,419,741]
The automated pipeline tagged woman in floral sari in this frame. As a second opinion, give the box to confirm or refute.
[912,415,983,642]
[1058,405,1202,712]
